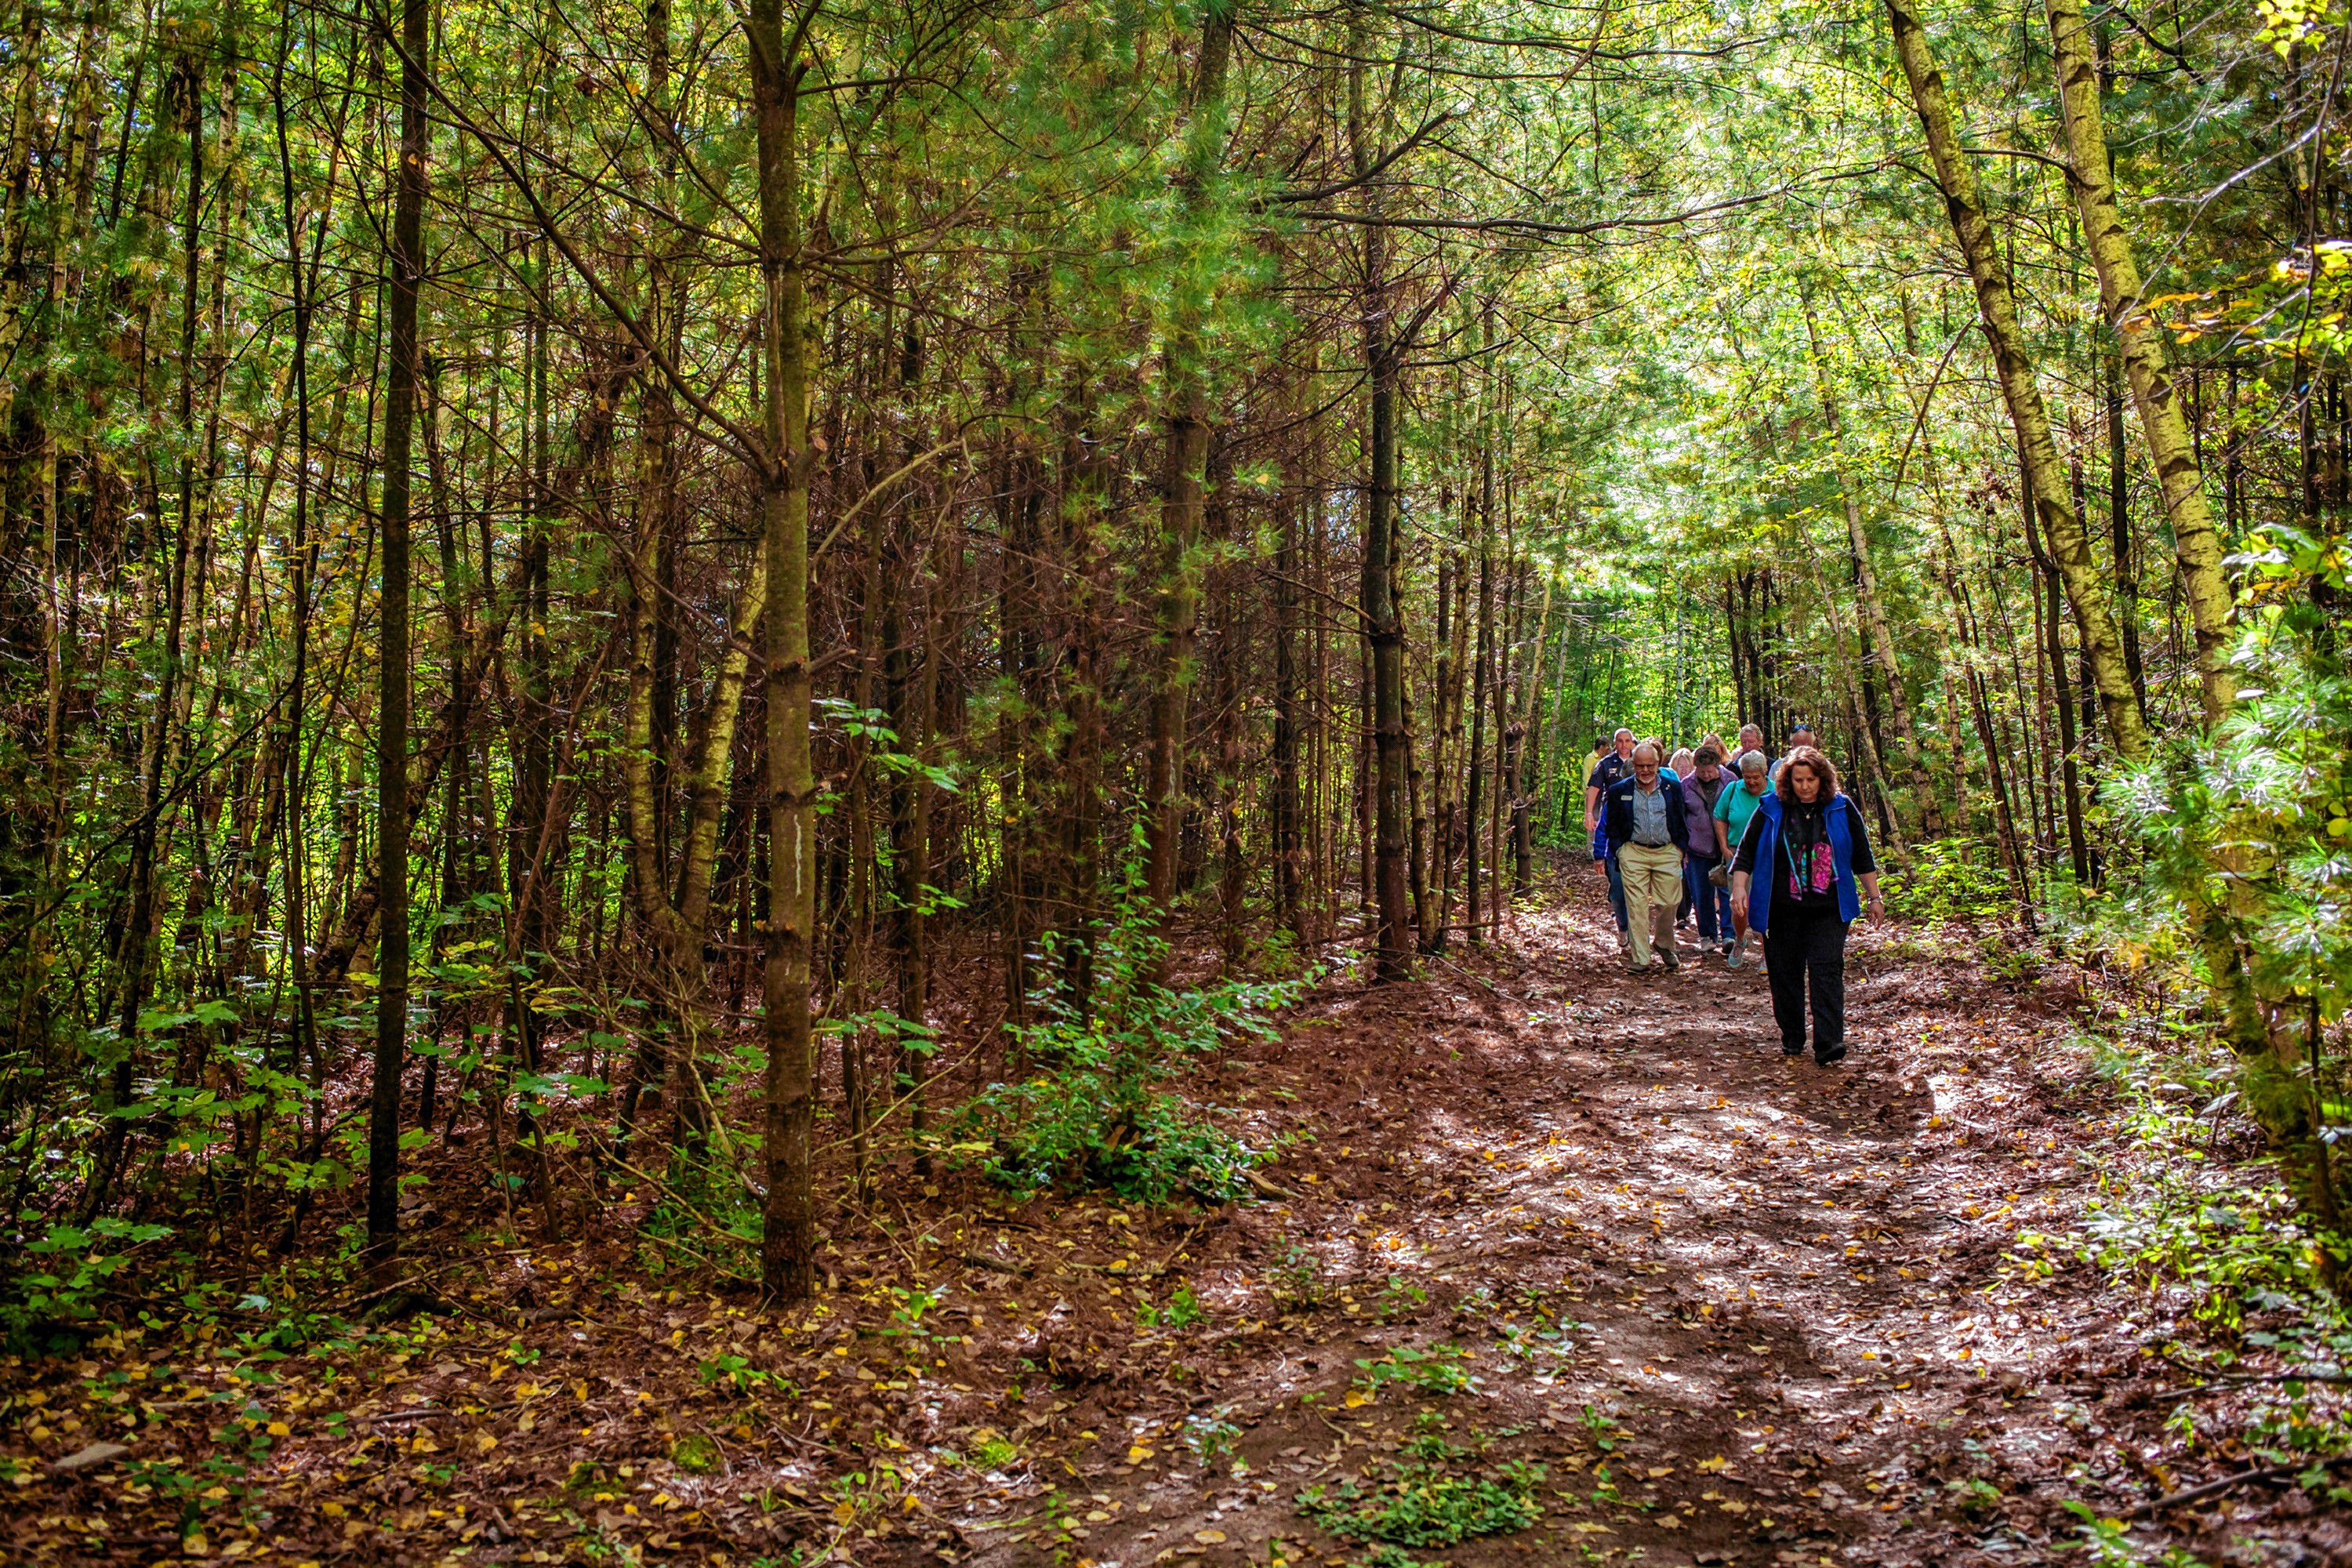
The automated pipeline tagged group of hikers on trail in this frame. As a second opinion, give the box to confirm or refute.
[1581,724,1887,1068]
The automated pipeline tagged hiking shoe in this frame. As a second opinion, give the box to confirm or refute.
[1658,946,1680,972]
[1815,1043,1848,1066]
[1724,948,1742,970]
[1781,1040,1806,1056]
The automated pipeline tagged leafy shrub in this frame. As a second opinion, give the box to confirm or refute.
[2,1216,172,1348]
[2113,606,2352,1201]
[1882,837,2013,924]
[955,837,1314,1202]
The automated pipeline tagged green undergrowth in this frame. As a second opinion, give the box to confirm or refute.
[1297,1421,1544,1548]
[2056,1021,2352,1486]
[954,844,1316,1203]
[1881,835,2016,926]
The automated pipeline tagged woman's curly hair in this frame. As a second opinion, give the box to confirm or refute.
[1774,744,1840,803]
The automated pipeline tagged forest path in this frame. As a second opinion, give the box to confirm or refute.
[2,878,2185,1568]
[949,875,2137,1568]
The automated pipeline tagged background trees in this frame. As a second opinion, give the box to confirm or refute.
[0,0,2346,1289]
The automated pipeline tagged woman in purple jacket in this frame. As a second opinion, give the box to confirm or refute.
[1677,746,1736,954]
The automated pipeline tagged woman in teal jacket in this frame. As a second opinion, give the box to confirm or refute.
[1729,746,1886,1065]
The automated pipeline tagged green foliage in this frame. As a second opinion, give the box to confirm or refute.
[670,1433,722,1474]
[1882,837,2013,924]
[954,842,1312,1203]
[1353,1342,1478,1399]
[1265,1236,1330,1313]
[1181,1410,1243,1466]
[2115,607,2352,1188]
[1137,1281,1203,1328]
[696,1353,793,1396]
[1297,1452,1545,1547]
[3,1216,173,1348]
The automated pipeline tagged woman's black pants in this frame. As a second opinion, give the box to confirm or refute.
[1762,904,1849,1054]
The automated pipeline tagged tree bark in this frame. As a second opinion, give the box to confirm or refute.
[750,0,817,1304]
[1884,0,2149,760]
[2047,0,2233,724]
[1142,0,1237,929]
[368,0,429,1279]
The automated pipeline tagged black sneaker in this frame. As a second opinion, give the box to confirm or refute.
[1781,1041,1805,1057]
[1814,1043,1847,1066]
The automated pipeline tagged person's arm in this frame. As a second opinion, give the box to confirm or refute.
[1712,789,1735,861]
[1584,766,1602,833]
[1728,809,1764,932]
[1846,803,1888,921]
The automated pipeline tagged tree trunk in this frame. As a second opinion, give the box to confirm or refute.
[750,0,817,1304]
[1142,0,1237,930]
[1885,0,2149,760]
[367,0,428,1279]
[2045,0,2231,725]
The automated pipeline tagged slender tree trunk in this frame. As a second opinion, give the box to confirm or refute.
[2046,0,2230,723]
[750,0,817,1304]
[1271,490,1305,941]
[365,0,429,1279]
[1348,23,1408,980]
[1142,0,1237,929]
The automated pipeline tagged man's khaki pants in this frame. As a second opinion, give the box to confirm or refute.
[1617,841,1682,967]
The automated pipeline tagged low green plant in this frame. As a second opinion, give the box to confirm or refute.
[1354,1342,1477,1398]
[3,1215,172,1346]
[1377,1275,1428,1320]
[878,1283,945,1338]
[952,835,1312,1203]
[670,1432,721,1473]
[1298,1457,1544,1547]
[1577,1403,1619,1452]
[1182,1410,1243,1466]
[1138,1281,1203,1328]
[697,1353,793,1396]
[1944,1475,2002,1515]
[1267,1238,1328,1313]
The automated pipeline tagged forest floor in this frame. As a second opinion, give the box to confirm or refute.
[5,874,2348,1566]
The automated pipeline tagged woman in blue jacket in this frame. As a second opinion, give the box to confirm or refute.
[1728,746,1886,1065]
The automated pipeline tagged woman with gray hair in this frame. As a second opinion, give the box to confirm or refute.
[1711,750,1773,967]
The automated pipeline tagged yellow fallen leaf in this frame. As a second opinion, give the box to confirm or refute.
[1567,1522,1613,1534]
[265,1422,290,1437]
[1195,1529,1227,1544]
[1697,1455,1728,1472]
[1342,1390,1371,1408]
[1646,1465,1674,1478]
[1128,1445,1155,1464]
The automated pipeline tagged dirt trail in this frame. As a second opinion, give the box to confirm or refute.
[5,878,2228,1568]
[946,878,2137,1568]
